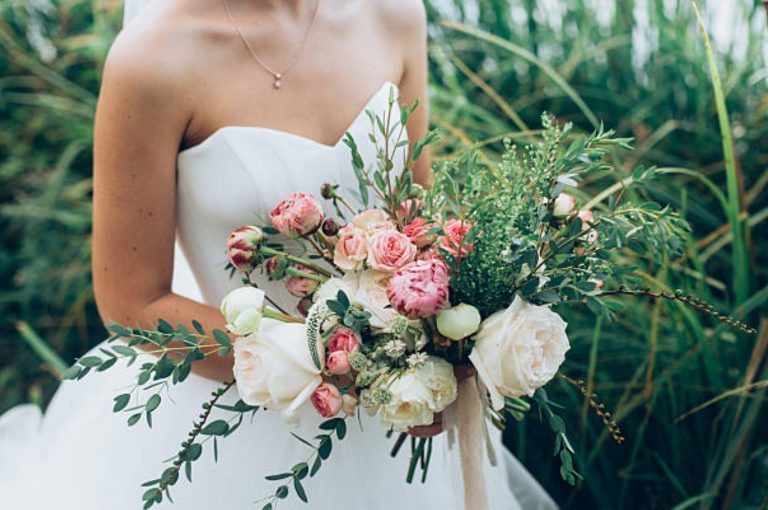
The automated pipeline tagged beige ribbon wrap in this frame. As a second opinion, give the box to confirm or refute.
[444,377,497,510]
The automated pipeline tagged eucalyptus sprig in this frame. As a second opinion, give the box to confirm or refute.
[533,388,583,486]
[62,319,234,426]
[139,381,260,509]
[259,417,348,509]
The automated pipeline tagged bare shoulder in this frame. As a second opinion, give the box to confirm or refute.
[100,1,203,108]
[373,0,427,38]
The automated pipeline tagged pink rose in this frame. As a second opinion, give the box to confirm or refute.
[226,225,264,272]
[327,351,351,375]
[341,394,358,416]
[310,382,342,418]
[328,327,360,353]
[352,210,394,234]
[285,265,319,298]
[439,219,474,259]
[368,229,417,272]
[334,225,368,270]
[403,217,436,248]
[387,259,450,318]
[270,192,324,238]
[553,193,575,217]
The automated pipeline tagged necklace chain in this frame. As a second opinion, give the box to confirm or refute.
[222,0,321,89]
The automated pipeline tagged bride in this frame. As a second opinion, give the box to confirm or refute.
[0,1,557,508]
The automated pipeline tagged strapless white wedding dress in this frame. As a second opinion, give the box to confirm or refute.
[0,5,558,508]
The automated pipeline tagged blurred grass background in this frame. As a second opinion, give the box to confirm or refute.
[1,0,766,508]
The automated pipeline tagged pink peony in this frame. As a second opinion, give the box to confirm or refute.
[285,265,319,298]
[270,192,324,238]
[327,351,351,375]
[310,382,342,418]
[328,327,360,353]
[226,225,264,273]
[403,217,436,248]
[352,209,394,234]
[368,229,417,272]
[387,259,450,318]
[553,193,575,217]
[333,225,368,270]
[439,219,474,259]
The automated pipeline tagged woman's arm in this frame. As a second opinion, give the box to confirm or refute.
[392,0,432,188]
[92,29,234,382]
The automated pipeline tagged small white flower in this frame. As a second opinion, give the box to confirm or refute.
[406,352,428,369]
[384,339,407,359]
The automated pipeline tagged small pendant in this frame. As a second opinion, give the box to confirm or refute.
[273,74,282,89]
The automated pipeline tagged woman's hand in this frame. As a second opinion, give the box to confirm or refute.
[407,363,475,438]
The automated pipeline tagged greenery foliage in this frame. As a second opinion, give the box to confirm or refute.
[1,1,766,508]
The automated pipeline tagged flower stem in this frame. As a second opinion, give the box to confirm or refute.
[263,308,305,324]
[261,246,332,278]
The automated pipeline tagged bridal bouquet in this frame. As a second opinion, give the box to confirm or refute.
[65,93,755,509]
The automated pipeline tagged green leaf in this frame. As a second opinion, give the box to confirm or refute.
[112,345,137,357]
[61,365,81,380]
[191,320,205,335]
[185,443,203,461]
[200,420,229,436]
[127,413,142,426]
[318,438,332,460]
[157,318,174,334]
[213,329,231,347]
[78,356,103,368]
[294,478,308,503]
[145,394,161,413]
[113,394,131,412]
[336,420,347,440]
[310,455,322,477]
[275,485,289,499]
[265,472,293,481]
[292,462,309,480]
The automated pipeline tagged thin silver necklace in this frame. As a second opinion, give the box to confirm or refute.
[222,0,321,89]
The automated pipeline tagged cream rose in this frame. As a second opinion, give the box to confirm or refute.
[379,372,436,432]
[220,287,265,336]
[415,356,458,412]
[469,295,569,410]
[233,321,322,426]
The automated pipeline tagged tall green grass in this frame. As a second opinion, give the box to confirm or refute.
[1,1,766,508]
[425,0,767,508]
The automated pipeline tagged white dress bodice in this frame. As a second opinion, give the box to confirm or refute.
[172,81,398,311]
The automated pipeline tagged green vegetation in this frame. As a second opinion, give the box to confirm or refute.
[1,0,766,508]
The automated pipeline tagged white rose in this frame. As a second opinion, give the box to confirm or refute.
[315,271,397,330]
[469,295,569,410]
[220,287,265,336]
[416,356,458,412]
[233,321,322,426]
[379,372,435,432]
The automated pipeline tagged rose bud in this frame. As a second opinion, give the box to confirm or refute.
[297,296,313,317]
[310,382,342,418]
[285,265,320,298]
[220,287,265,336]
[397,198,422,222]
[270,192,324,238]
[328,327,360,353]
[553,193,575,217]
[341,394,358,416]
[321,217,341,236]
[265,255,288,280]
[327,351,351,375]
[436,303,482,340]
[226,225,264,273]
[321,182,338,200]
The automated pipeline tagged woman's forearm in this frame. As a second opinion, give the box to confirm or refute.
[106,292,237,382]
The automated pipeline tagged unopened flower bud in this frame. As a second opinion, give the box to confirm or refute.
[436,303,482,340]
[320,183,337,200]
[226,226,264,273]
[321,218,341,236]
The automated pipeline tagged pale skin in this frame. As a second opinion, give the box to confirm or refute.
[92,0,444,436]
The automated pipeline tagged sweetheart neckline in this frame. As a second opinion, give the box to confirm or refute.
[177,80,398,157]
